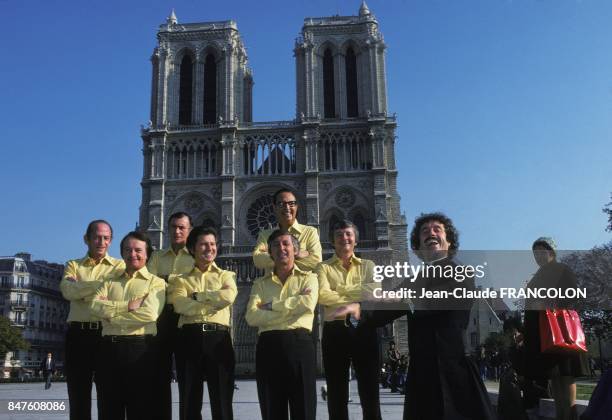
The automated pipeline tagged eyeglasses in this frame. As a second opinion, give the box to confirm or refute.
[276,201,297,208]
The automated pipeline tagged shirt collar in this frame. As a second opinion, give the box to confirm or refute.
[330,253,362,266]
[288,220,304,234]
[270,265,304,285]
[122,266,151,281]
[192,261,222,275]
[273,220,304,234]
[83,253,114,267]
[161,246,189,257]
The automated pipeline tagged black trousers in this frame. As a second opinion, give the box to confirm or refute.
[96,336,157,420]
[322,321,381,420]
[64,324,102,420]
[178,325,235,420]
[152,304,179,420]
[256,329,316,420]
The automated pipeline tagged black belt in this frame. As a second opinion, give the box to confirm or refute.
[69,321,101,330]
[260,328,311,337]
[326,320,348,325]
[102,335,153,343]
[182,322,229,332]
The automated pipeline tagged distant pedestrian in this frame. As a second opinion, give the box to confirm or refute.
[40,352,55,390]
[589,357,597,378]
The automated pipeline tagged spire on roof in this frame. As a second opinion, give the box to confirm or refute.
[359,0,371,17]
[167,9,178,25]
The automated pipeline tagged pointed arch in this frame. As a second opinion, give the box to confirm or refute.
[178,54,194,124]
[321,208,345,246]
[323,48,335,119]
[345,47,358,118]
[203,52,217,123]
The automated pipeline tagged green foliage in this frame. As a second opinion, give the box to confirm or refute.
[604,193,612,232]
[0,316,29,357]
[484,331,511,352]
[561,243,612,341]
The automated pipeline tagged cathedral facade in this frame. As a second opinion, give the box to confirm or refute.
[139,3,408,372]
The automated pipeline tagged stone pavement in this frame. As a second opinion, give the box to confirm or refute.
[0,379,410,419]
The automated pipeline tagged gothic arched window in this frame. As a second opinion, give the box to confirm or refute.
[203,54,217,124]
[178,55,193,125]
[345,47,358,118]
[323,49,335,119]
[327,213,342,244]
[352,212,367,242]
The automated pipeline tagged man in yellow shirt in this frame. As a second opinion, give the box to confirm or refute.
[147,211,194,419]
[169,226,237,420]
[60,219,124,420]
[252,188,322,272]
[317,219,381,420]
[90,231,166,420]
[246,230,318,420]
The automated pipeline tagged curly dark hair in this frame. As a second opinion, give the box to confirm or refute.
[409,212,459,257]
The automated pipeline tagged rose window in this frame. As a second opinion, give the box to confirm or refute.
[246,194,276,238]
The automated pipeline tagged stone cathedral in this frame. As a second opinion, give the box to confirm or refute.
[139,2,408,373]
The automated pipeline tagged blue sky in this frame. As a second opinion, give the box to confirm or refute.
[1,0,611,263]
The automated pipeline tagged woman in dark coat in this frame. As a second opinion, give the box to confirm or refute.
[524,237,587,420]
[339,213,495,420]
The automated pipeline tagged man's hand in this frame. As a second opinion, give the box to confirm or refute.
[330,303,361,321]
[299,287,311,296]
[257,301,273,311]
[128,293,149,312]
[66,277,78,283]
[97,296,108,301]
[221,284,230,290]
[296,250,310,259]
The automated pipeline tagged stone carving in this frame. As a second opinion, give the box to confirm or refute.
[147,216,161,231]
[335,188,355,209]
[185,194,203,211]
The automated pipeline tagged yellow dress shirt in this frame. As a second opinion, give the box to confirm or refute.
[252,221,322,272]
[90,266,166,336]
[147,246,194,279]
[168,262,237,328]
[245,266,318,334]
[61,254,125,322]
[317,254,377,321]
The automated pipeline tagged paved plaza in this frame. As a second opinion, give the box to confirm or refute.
[1,379,410,419]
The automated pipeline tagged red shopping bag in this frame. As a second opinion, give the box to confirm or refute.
[539,309,587,354]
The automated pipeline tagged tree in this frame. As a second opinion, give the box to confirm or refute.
[604,193,612,232]
[561,244,612,368]
[484,331,511,353]
[561,242,612,317]
[0,316,29,358]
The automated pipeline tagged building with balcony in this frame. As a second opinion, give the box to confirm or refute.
[139,3,409,372]
[0,253,68,378]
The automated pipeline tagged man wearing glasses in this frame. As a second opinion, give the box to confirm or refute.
[252,188,322,272]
